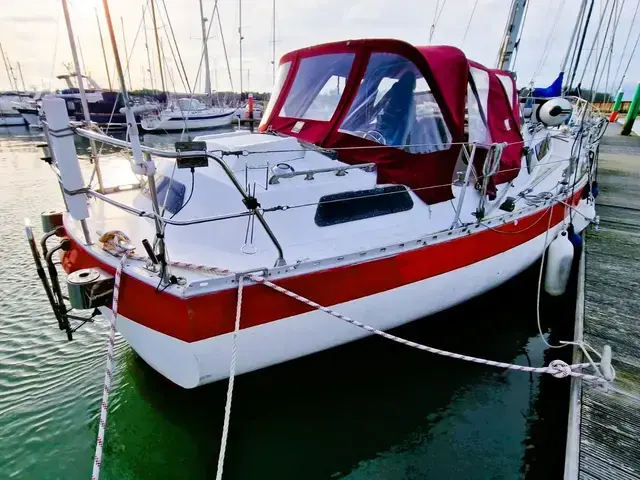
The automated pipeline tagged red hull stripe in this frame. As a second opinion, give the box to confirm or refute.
[62,192,582,342]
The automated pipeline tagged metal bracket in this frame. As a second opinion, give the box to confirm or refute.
[235,267,269,281]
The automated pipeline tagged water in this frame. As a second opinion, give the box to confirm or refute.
[0,125,575,480]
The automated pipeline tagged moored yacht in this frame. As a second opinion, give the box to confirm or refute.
[31,38,602,388]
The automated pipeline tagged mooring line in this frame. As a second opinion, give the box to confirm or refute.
[91,253,127,480]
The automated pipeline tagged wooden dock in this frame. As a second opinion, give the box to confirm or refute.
[565,122,640,479]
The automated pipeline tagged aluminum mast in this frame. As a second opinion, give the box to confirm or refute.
[496,0,528,71]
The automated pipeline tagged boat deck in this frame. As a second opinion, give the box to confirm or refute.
[565,121,640,479]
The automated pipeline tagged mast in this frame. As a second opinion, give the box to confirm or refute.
[150,0,166,92]
[7,59,18,91]
[17,62,27,91]
[496,0,528,71]
[271,0,276,84]
[239,0,243,98]
[60,0,105,193]
[96,9,113,90]
[120,17,132,89]
[78,36,89,78]
[199,0,212,97]
[142,5,155,91]
[0,43,16,91]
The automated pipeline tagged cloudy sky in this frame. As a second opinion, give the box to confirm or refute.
[0,0,638,96]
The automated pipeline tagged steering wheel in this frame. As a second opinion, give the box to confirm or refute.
[364,130,387,145]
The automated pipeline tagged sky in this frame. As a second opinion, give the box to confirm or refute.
[0,0,639,97]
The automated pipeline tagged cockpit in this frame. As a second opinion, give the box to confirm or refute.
[260,48,452,154]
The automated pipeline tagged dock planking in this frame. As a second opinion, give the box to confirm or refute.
[565,122,640,480]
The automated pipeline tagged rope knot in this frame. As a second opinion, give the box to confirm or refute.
[549,359,572,378]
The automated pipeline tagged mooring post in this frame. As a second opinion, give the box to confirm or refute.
[621,82,640,136]
[608,89,623,123]
[42,95,92,245]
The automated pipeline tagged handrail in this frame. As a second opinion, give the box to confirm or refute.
[268,163,376,185]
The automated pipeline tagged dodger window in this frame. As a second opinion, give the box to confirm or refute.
[281,53,355,121]
[339,53,452,153]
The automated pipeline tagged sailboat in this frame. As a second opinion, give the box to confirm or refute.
[140,97,236,131]
[31,26,604,388]
[140,0,235,132]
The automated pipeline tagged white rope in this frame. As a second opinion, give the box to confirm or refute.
[91,253,128,480]
[214,275,244,480]
[247,275,609,384]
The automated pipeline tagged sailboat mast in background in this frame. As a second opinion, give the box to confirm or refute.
[96,9,113,90]
[496,0,527,71]
[16,62,27,91]
[199,0,212,98]
[142,5,155,91]
[150,0,166,92]
[0,43,18,91]
[239,0,243,97]
[60,0,105,192]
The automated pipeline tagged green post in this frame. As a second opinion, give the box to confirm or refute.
[612,90,624,112]
[621,82,640,136]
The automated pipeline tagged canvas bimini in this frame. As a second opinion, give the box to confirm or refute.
[28,39,603,388]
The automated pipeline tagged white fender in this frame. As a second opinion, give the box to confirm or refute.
[544,230,575,296]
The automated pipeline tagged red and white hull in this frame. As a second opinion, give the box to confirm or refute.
[65,193,592,388]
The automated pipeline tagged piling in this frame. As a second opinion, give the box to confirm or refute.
[621,82,640,136]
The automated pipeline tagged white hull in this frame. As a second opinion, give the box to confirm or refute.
[141,109,236,132]
[106,199,591,388]
[0,114,26,127]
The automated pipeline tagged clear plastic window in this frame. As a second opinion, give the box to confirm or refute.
[468,67,491,144]
[281,53,355,121]
[260,62,291,128]
[339,53,451,153]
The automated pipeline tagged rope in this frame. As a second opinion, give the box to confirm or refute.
[215,275,244,480]
[247,275,609,384]
[91,253,128,480]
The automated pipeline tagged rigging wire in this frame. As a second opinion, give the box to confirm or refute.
[429,0,449,44]
[159,0,191,93]
[587,0,617,101]
[577,0,613,88]
[601,0,625,97]
[461,0,480,48]
[530,0,567,83]
[613,0,640,94]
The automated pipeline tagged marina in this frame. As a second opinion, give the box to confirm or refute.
[1,0,640,478]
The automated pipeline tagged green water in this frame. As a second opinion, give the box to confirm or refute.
[0,126,574,480]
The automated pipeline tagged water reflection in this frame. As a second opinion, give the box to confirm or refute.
[0,125,575,480]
